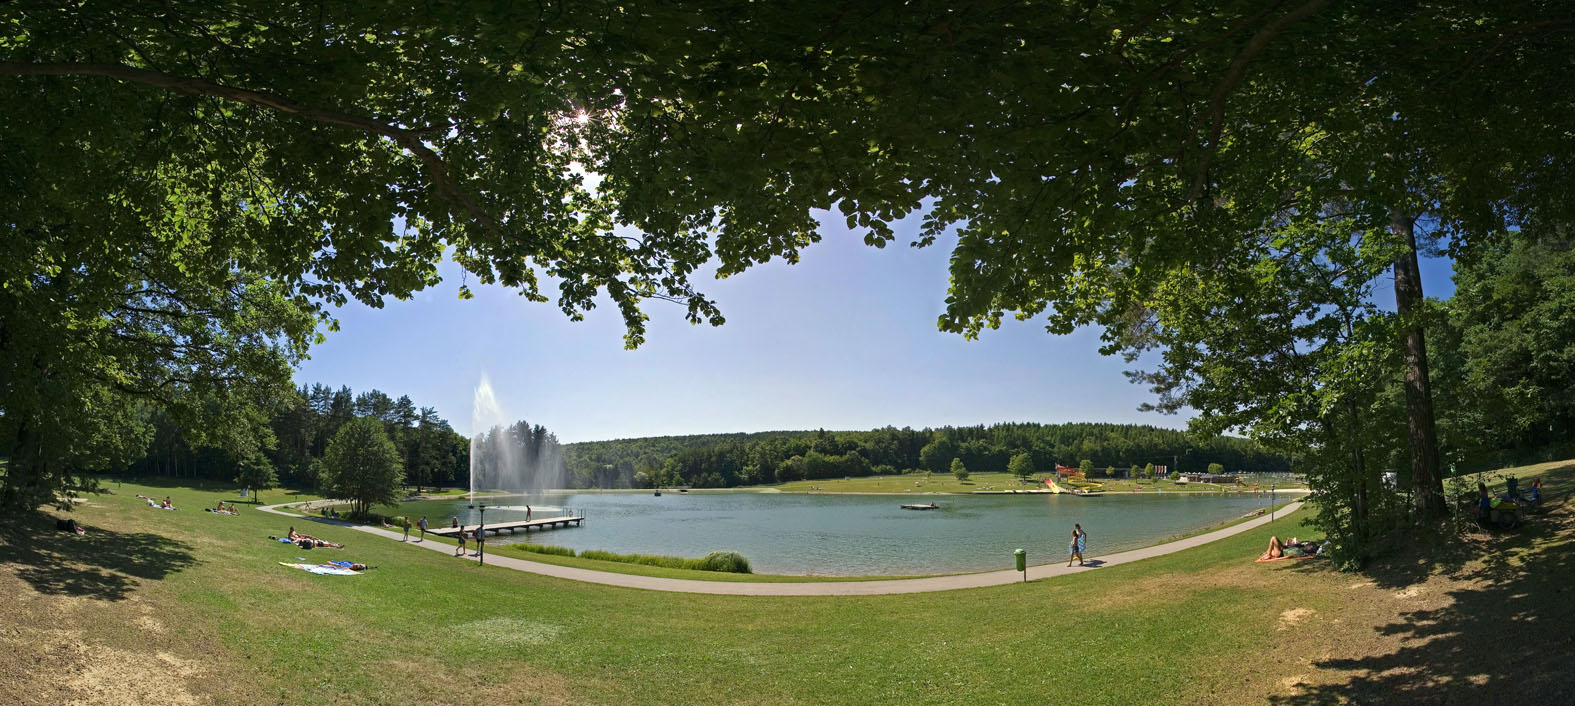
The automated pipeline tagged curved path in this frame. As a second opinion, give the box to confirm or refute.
[260,500,1302,596]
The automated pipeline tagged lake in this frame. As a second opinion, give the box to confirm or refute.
[392,491,1280,576]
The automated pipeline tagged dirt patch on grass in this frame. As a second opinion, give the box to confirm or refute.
[0,509,263,706]
[1277,607,1315,630]
[390,657,578,705]
[1228,490,1575,705]
[0,575,214,706]
[59,643,204,706]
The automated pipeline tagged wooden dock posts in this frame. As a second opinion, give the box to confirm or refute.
[425,516,585,538]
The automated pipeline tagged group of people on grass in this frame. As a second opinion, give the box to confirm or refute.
[286,526,344,549]
[136,494,176,510]
[1474,476,1543,528]
[206,500,240,515]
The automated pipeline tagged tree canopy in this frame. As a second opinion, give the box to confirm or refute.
[1009,453,1035,481]
[321,417,404,518]
[8,2,1568,341]
[234,453,277,505]
[4,2,1572,532]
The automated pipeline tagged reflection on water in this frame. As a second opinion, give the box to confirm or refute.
[393,492,1278,576]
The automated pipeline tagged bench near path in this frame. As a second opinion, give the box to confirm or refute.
[258,501,1303,596]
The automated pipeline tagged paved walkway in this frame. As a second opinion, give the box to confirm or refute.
[259,501,1303,596]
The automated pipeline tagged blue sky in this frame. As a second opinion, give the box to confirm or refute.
[295,213,1456,441]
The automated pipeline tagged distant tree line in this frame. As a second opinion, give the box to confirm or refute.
[128,383,469,493]
[563,422,1290,489]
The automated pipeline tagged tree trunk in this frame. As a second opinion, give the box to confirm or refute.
[1346,401,1369,542]
[1390,210,1447,520]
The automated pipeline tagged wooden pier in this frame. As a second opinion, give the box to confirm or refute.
[425,516,584,538]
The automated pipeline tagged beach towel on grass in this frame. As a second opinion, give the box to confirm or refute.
[1255,553,1314,563]
[279,562,359,576]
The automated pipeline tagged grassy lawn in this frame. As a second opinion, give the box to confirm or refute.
[2,462,1570,705]
[491,545,931,583]
[765,471,1302,494]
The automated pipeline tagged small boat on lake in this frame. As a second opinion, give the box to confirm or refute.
[901,503,940,510]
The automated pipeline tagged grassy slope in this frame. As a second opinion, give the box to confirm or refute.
[2,463,1570,705]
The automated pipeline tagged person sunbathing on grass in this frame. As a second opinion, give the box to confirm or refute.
[1260,536,1321,561]
[1260,536,1285,561]
[284,529,344,549]
[288,527,328,544]
[208,501,238,515]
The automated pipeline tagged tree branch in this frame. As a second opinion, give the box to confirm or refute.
[1,61,505,239]
[1186,0,1335,204]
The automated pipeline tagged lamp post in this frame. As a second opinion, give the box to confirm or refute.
[468,503,487,565]
[1270,484,1276,521]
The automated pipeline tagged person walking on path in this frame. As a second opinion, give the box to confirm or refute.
[456,526,467,556]
[1066,529,1081,567]
[417,516,428,542]
[1075,523,1088,564]
[474,524,486,560]
[402,517,411,541]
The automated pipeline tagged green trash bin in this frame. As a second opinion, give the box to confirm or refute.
[1014,548,1027,581]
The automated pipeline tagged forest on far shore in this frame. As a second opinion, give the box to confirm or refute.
[561,422,1290,489]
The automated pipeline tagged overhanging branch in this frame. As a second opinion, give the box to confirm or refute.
[1,61,505,239]
[1186,0,1335,204]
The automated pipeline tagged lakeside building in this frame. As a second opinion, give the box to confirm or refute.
[1181,473,1239,484]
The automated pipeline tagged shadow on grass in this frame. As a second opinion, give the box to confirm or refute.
[1273,487,1575,705]
[0,513,197,601]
